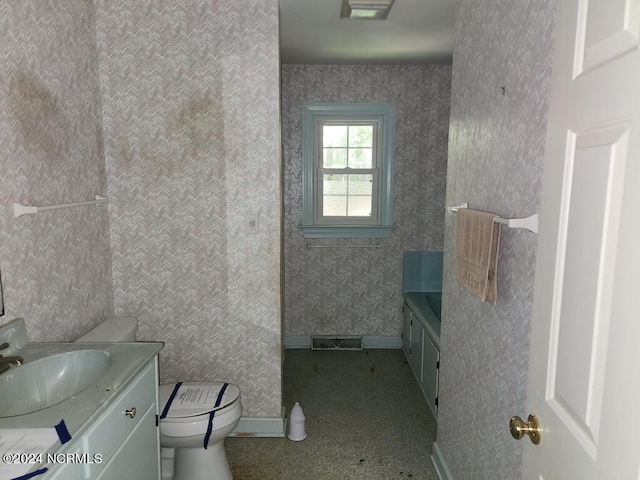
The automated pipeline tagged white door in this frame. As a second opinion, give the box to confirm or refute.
[520,0,640,478]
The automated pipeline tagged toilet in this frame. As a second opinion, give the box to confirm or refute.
[76,316,139,342]
[76,317,242,480]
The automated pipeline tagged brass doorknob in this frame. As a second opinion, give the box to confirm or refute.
[125,407,137,419]
[509,414,542,445]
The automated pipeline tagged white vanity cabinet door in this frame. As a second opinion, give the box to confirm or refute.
[402,297,440,421]
[47,454,83,480]
[402,303,412,360]
[421,332,439,417]
[95,404,159,480]
[409,315,424,383]
[82,359,159,480]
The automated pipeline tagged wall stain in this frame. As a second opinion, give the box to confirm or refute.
[9,70,70,164]
[166,93,217,164]
[115,93,221,179]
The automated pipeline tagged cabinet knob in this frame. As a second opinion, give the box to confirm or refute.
[125,407,137,419]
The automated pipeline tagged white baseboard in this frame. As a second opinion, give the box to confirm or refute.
[363,336,402,349]
[431,442,454,480]
[229,417,285,438]
[284,335,312,349]
[284,335,402,349]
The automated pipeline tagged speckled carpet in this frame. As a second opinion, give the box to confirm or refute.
[226,349,438,479]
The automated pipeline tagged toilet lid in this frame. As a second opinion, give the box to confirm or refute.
[159,382,240,419]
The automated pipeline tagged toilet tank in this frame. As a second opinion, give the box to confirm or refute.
[76,316,138,342]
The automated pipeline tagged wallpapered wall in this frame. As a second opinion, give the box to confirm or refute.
[0,1,114,339]
[282,65,451,338]
[437,0,557,478]
[95,0,282,418]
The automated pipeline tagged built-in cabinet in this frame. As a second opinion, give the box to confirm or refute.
[0,319,162,480]
[403,301,440,419]
[49,359,160,480]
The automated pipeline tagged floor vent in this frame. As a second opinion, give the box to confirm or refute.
[311,336,363,351]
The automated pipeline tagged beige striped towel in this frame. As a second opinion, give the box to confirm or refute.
[455,208,501,304]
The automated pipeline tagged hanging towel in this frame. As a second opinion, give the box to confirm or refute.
[455,208,501,304]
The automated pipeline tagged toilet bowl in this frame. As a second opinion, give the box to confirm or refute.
[76,317,242,480]
[159,382,242,480]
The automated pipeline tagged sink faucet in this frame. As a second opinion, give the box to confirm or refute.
[0,342,24,374]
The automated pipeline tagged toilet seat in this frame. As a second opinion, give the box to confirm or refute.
[159,382,240,420]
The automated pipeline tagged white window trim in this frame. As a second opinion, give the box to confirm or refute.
[300,103,396,239]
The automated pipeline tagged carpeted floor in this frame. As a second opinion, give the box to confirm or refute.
[226,349,438,479]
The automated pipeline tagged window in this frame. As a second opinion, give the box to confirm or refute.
[300,103,396,238]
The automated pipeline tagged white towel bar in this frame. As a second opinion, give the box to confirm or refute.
[448,203,538,234]
[14,195,110,218]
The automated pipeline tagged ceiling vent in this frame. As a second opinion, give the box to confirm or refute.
[340,0,395,20]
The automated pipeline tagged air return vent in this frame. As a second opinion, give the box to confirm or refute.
[311,336,363,351]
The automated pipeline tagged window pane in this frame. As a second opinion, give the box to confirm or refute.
[348,196,372,216]
[322,174,373,218]
[323,126,348,147]
[348,148,373,168]
[323,174,347,194]
[348,174,373,195]
[323,148,347,168]
[347,173,373,217]
[324,196,347,216]
[348,125,373,148]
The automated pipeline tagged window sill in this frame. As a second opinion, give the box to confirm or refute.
[299,225,396,239]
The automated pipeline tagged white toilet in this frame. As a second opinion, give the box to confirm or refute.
[76,317,242,480]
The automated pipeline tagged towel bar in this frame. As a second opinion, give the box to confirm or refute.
[14,195,110,218]
[447,203,538,234]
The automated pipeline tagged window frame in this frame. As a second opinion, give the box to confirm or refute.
[316,117,380,225]
[300,103,396,239]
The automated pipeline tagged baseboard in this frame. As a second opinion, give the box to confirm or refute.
[284,335,402,349]
[284,335,312,349]
[431,442,454,480]
[229,417,285,438]
[363,335,402,349]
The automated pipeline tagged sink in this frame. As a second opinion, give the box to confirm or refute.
[0,350,111,417]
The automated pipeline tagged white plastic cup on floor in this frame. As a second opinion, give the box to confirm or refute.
[287,402,307,441]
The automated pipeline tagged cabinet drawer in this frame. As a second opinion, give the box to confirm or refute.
[82,362,156,478]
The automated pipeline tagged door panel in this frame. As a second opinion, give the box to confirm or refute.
[581,0,639,73]
[521,0,640,477]
[549,125,628,453]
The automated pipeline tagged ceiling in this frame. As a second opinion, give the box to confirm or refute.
[279,0,457,65]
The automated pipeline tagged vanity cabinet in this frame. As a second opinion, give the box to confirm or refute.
[402,300,440,419]
[96,404,158,479]
[0,319,162,480]
[48,359,160,480]
[421,332,439,416]
[402,305,412,360]
[409,312,424,382]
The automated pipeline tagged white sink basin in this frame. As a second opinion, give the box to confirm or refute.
[0,350,111,417]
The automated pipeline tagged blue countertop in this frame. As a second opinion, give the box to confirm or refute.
[404,292,441,341]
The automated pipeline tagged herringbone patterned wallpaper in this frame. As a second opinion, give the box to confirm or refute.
[95,0,282,418]
[437,0,557,478]
[0,1,114,340]
[282,65,451,338]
